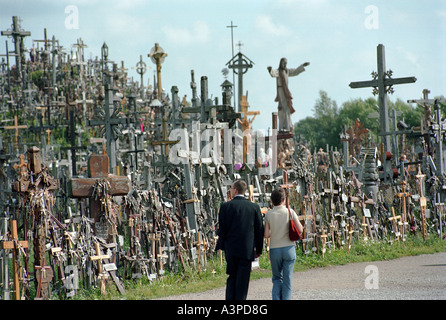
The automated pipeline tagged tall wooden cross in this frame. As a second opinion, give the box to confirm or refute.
[4,114,27,147]
[415,164,427,240]
[349,44,416,153]
[1,220,28,300]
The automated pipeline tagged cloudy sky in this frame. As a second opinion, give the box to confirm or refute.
[1,0,445,131]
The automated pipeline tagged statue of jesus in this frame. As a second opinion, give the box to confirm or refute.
[268,58,309,131]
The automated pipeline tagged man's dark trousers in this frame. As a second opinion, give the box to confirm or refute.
[225,252,252,300]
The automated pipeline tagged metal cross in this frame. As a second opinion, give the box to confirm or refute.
[226,51,254,113]
[349,44,416,153]
[1,16,31,80]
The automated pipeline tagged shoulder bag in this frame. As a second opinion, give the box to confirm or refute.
[288,207,302,241]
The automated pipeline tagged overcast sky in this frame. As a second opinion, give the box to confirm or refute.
[1,0,445,132]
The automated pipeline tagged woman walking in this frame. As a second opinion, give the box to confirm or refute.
[264,188,303,300]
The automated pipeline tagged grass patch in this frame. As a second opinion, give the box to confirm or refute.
[74,234,446,300]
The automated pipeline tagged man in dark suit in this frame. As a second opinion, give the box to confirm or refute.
[216,180,264,300]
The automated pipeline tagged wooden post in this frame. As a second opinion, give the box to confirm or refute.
[1,220,29,300]
[194,232,203,275]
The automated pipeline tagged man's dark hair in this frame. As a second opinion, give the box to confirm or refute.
[271,188,286,206]
[232,180,247,195]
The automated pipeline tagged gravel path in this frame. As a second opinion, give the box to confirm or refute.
[158,252,446,300]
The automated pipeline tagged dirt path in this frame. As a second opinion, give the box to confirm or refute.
[158,252,446,300]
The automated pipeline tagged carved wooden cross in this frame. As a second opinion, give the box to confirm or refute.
[70,153,130,235]
[1,220,28,300]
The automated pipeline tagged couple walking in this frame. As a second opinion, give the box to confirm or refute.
[216,180,303,300]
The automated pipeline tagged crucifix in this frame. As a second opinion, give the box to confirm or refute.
[345,118,369,159]
[407,89,445,130]
[237,95,260,163]
[148,43,167,98]
[349,44,417,155]
[1,220,28,300]
[1,16,31,80]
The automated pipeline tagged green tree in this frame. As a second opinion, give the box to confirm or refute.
[295,90,341,151]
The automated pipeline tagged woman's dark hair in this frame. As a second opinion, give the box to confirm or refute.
[271,188,286,206]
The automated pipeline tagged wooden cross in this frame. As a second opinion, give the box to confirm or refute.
[1,220,29,300]
[280,170,294,209]
[407,89,445,130]
[89,242,110,294]
[194,232,205,275]
[4,115,27,147]
[415,164,427,240]
[150,117,180,157]
[349,44,416,153]
[347,222,354,253]
[148,43,167,97]
[345,118,369,158]
[320,228,328,258]
[389,207,402,242]
[396,180,411,240]
[70,153,130,234]
[34,255,53,300]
